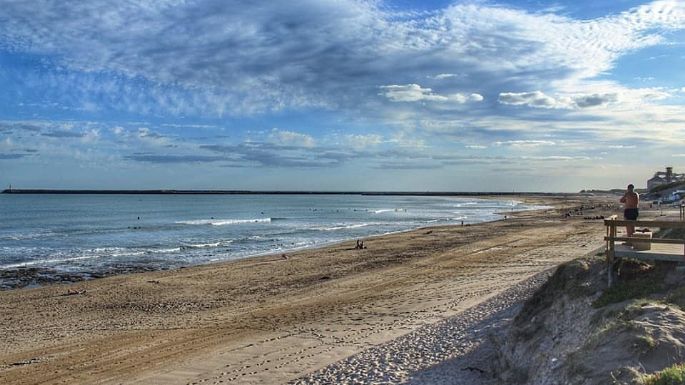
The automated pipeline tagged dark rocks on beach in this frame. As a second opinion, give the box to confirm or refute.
[0,267,86,290]
[0,264,162,290]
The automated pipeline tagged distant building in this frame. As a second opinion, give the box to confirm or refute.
[648,166,685,191]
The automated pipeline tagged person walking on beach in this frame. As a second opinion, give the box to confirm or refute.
[620,184,639,238]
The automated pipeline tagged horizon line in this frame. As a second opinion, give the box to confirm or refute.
[1,188,584,196]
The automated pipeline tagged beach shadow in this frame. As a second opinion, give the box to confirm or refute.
[401,308,514,385]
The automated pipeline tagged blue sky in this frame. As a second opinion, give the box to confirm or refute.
[1,0,684,191]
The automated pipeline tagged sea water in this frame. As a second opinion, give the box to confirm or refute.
[0,194,541,283]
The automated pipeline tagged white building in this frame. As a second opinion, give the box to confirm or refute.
[647,166,685,191]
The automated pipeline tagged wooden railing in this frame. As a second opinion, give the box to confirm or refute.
[604,216,685,286]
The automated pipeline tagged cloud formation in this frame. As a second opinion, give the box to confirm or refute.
[268,129,315,148]
[498,91,619,109]
[1,0,682,118]
[41,130,85,138]
[1,1,685,191]
[380,84,483,104]
[494,140,557,147]
[123,154,226,164]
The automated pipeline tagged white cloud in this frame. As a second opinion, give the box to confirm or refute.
[456,93,484,103]
[498,91,563,109]
[380,84,444,102]
[344,134,383,147]
[111,126,125,136]
[634,76,655,82]
[8,1,680,115]
[137,127,162,140]
[108,126,170,146]
[495,140,556,147]
[520,155,593,161]
[465,145,487,149]
[389,132,426,148]
[269,128,315,148]
[81,129,100,143]
[498,91,618,109]
[0,0,684,166]
[429,73,462,80]
[380,84,482,104]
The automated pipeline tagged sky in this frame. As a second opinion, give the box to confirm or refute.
[1,0,684,192]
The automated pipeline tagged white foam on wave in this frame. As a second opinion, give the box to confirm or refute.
[180,241,222,249]
[148,247,182,254]
[453,202,478,208]
[314,223,372,231]
[0,254,104,269]
[0,245,189,270]
[91,247,146,257]
[176,218,272,226]
[372,208,407,214]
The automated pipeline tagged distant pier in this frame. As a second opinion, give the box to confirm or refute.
[1,189,568,196]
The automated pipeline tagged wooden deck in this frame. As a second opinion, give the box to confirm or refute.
[603,217,685,285]
[611,242,685,262]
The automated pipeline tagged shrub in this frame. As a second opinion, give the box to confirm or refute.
[593,262,668,308]
[642,363,685,385]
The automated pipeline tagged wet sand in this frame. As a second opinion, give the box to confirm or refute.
[0,194,618,384]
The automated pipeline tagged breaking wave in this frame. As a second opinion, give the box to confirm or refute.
[176,218,272,226]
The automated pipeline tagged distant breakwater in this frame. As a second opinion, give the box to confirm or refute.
[1,189,569,196]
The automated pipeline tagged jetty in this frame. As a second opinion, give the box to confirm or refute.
[1,189,570,196]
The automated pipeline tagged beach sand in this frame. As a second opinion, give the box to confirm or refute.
[0,194,618,384]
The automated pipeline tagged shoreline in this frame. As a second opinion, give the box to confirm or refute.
[0,193,616,384]
[0,215,504,290]
[0,195,548,290]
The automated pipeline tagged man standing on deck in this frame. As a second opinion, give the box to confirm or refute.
[620,184,639,238]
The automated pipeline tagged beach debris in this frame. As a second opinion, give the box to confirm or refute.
[281,254,288,260]
[355,239,366,249]
[147,280,161,284]
[63,289,86,296]
[10,357,41,366]
[425,230,433,234]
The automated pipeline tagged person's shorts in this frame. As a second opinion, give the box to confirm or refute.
[624,208,639,220]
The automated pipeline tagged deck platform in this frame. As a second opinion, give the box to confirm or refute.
[610,243,685,262]
[604,216,685,285]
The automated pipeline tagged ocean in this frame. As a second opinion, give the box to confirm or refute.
[0,194,542,287]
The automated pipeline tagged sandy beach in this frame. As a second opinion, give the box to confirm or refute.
[0,194,618,384]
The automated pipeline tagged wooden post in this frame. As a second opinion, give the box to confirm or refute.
[604,218,618,287]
